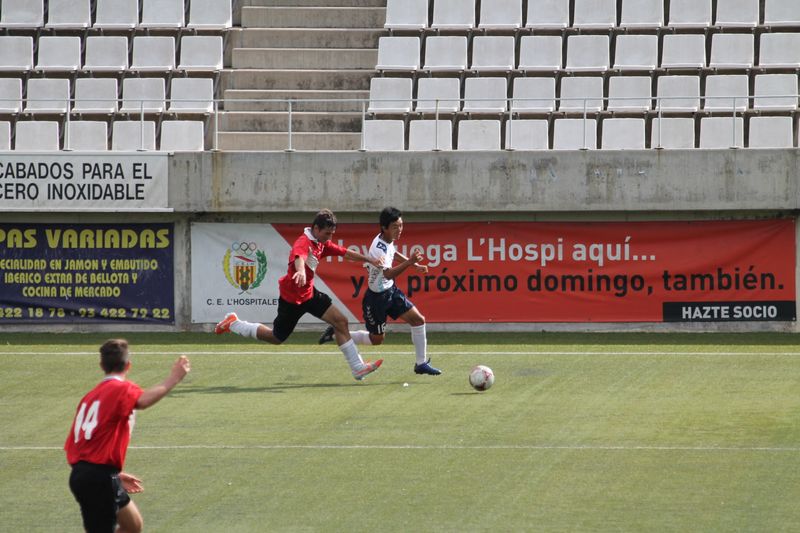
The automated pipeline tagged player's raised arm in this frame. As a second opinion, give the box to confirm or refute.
[344,248,382,269]
[384,249,427,279]
[136,355,191,409]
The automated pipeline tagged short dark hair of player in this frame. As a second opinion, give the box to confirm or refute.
[380,207,402,230]
[312,209,337,230]
[100,339,130,373]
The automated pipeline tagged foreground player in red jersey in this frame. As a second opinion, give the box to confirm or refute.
[65,339,190,533]
[215,209,384,381]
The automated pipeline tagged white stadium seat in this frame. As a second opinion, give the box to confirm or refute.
[526,0,569,29]
[668,0,712,28]
[553,118,597,149]
[376,37,420,72]
[15,121,59,151]
[656,76,701,113]
[432,0,475,30]
[614,35,658,71]
[471,36,515,72]
[179,36,224,72]
[73,78,119,115]
[385,0,428,30]
[0,37,34,72]
[620,0,663,28]
[749,117,794,148]
[764,0,800,26]
[479,0,522,29]
[463,78,507,114]
[408,120,453,150]
[83,37,129,72]
[188,0,232,29]
[559,77,604,112]
[699,117,743,148]
[661,34,706,69]
[24,79,70,114]
[362,120,405,151]
[0,0,43,28]
[709,34,753,69]
[140,0,185,28]
[131,36,176,72]
[704,75,749,112]
[424,36,468,72]
[0,79,22,114]
[36,36,82,72]
[511,77,556,113]
[518,36,562,72]
[367,78,413,114]
[169,78,215,114]
[94,0,139,30]
[65,121,108,151]
[759,33,800,69]
[458,120,501,150]
[120,78,167,114]
[601,118,645,149]
[505,119,549,150]
[565,35,610,72]
[0,122,10,150]
[112,121,157,151]
[715,0,758,27]
[753,74,798,111]
[160,121,206,151]
[607,76,652,112]
[651,118,695,149]
[416,78,461,113]
[572,0,616,29]
[46,0,91,29]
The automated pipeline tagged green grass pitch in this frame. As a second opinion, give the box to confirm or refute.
[1,331,800,532]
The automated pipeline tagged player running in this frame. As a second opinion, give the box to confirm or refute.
[320,207,442,376]
[214,209,384,381]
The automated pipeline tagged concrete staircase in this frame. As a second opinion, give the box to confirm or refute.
[219,0,387,151]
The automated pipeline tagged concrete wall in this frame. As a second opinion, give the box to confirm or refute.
[3,149,798,333]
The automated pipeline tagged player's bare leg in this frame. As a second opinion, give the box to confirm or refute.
[215,312,282,345]
[116,499,143,533]
[320,305,382,380]
[399,307,441,375]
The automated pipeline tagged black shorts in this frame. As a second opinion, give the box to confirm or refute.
[69,461,130,533]
[272,288,333,342]
[363,286,414,335]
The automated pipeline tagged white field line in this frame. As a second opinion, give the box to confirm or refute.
[2,444,799,452]
[2,351,800,357]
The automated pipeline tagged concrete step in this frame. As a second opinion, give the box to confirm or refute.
[242,6,386,28]
[217,131,363,151]
[233,47,377,69]
[221,69,375,91]
[242,0,385,6]
[230,28,384,49]
[224,89,370,112]
[220,111,363,132]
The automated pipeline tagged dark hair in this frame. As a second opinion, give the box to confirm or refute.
[312,209,337,230]
[379,207,402,229]
[100,339,129,373]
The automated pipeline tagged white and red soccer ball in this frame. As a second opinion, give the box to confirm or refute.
[469,365,494,391]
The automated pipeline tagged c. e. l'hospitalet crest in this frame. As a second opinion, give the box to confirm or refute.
[222,241,268,294]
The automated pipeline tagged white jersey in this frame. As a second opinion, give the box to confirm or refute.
[367,233,395,292]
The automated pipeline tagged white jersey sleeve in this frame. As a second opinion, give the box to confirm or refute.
[366,234,395,293]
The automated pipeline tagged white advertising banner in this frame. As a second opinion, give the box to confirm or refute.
[0,153,169,211]
[190,223,358,325]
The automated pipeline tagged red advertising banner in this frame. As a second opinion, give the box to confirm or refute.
[272,219,796,323]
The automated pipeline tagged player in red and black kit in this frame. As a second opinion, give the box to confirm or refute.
[215,209,384,380]
[65,339,190,533]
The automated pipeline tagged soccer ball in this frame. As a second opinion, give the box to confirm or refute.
[469,365,494,391]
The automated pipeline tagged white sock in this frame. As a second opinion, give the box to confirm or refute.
[411,324,427,365]
[339,339,365,372]
[350,330,373,345]
[230,319,260,339]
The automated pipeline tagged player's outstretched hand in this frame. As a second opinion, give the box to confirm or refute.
[292,270,307,287]
[171,355,191,382]
[120,472,144,493]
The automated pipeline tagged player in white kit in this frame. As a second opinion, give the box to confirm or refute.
[320,207,442,375]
